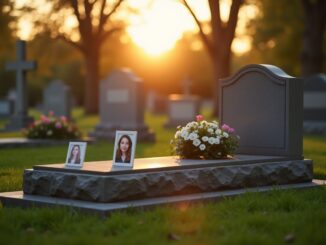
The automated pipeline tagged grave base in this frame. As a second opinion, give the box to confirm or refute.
[22,156,313,203]
[0,180,324,217]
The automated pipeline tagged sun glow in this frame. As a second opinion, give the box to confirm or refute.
[127,1,196,56]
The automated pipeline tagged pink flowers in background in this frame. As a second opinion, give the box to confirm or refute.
[222,124,235,134]
[196,115,204,122]
[24,111,81,140]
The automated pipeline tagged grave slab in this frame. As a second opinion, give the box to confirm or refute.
[22,156,313,203]
[0,180,324,217]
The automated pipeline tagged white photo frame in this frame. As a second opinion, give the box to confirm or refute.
[112,131,137,168]
[65,142,87,168]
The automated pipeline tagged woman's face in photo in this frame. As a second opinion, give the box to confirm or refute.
[120,137,130,153]
[72,146,79,156]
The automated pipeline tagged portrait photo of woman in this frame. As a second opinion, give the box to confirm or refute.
[113,131,137,167]
[65,142,87,168]
[115,134,132,163]
[68,144,81,164]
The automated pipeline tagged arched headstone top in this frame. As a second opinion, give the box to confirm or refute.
[103,68,142,84]
[220,64,294,87]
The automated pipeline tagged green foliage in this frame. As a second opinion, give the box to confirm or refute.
[24,112,82,140]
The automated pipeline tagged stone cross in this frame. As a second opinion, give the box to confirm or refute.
[4,40,36,130]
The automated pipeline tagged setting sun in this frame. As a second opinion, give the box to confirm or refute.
[127,1,196,56]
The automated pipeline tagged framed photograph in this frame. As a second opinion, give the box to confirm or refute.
[65,142,87,168]
[112,131,137,167]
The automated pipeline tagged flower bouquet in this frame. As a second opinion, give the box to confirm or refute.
[171,115,239,159]
[24,111,82,140]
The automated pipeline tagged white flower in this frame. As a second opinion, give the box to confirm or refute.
[193,139,201,147]
[199,144,206,151]
[47,130,53,136]
[223,132,229,138]
[207,128,214,133]
[208,137,215,145]
[174,130,181,139]
[181,130,188,139]
[188,132,198,141]
[215,137,220,144]
[215,129,222,135]
[202,136,208,142]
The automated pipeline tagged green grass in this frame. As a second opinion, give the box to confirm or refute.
[0,108,325,244]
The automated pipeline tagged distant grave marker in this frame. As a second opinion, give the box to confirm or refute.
[303,74,326,135]
[90,68,155,142]
[4,40,36,131]
[43,79,71,118]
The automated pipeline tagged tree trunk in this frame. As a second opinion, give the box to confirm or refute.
[210,46,232,117]
[84,48,99,114]
[301,0,326,77]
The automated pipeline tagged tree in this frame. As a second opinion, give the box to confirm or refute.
[33,0,126,114]
[182,0,245,116]
[301,0,326,77]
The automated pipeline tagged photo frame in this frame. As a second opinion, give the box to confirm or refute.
[112,131,137,168]
[65,142,87,168]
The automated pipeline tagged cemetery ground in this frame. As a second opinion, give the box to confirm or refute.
[0,108,325,244]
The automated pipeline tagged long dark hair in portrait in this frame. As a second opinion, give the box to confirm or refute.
[68,144,81,164]
[115,134,132,163]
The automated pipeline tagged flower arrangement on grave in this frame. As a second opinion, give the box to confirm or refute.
[171,115,239,159]
[24,111,82,140]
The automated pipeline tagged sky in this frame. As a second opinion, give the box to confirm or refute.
[15,0,256,56]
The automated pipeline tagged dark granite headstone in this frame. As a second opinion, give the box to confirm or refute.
[4,40,36,131]
[303,74,326,135]
[89,68,155,142]
[220,64,303,158]
[43,80,71,118]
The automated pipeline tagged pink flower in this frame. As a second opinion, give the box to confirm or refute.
[228,127,235,134]
[48,110,54,117]
[55,122,62,129]
[196,115,204,122]
[60,116,67,123]
[40,115,50,124]
[221,124,230,131]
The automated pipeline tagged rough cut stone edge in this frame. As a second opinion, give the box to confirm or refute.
[23,159,313,203]
[0,138,95,149]
[1,180,325,217]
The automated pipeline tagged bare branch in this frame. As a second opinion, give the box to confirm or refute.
[98,0,124,35]
[182,0,214,54]
[56,34,85,54]
[99,26,123,42]
[226,0,243,44]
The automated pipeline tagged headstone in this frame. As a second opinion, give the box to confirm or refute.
[0,100,14,118]
[146,90,167,114]
[303,74,326,135]
[43,79,71,118]
[89,68,155,142]
[165,77,200,127]
[4,40,36,131]
[220,64,303,159]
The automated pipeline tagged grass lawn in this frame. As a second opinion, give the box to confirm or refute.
[0,108,325,244]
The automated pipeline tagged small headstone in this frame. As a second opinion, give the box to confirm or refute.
[4,40,36,131]
[89,68,155,142]
[146,90,167,114]
[220,64,303,158]
[43,79,71,118]
[0,100,14,119]
[303,74,326,135]
[165,77,200,127]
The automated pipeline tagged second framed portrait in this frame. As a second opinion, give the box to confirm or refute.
[65,142,87,168]
[113,131,137,167]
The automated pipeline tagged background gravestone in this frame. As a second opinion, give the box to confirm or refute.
[146,90,167,114]
[165,77,200,127]
[220,64,303,159]
[0,100,14,119]
[89,68,155,142]
[303,74,326,135]
[43,79,71,118]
